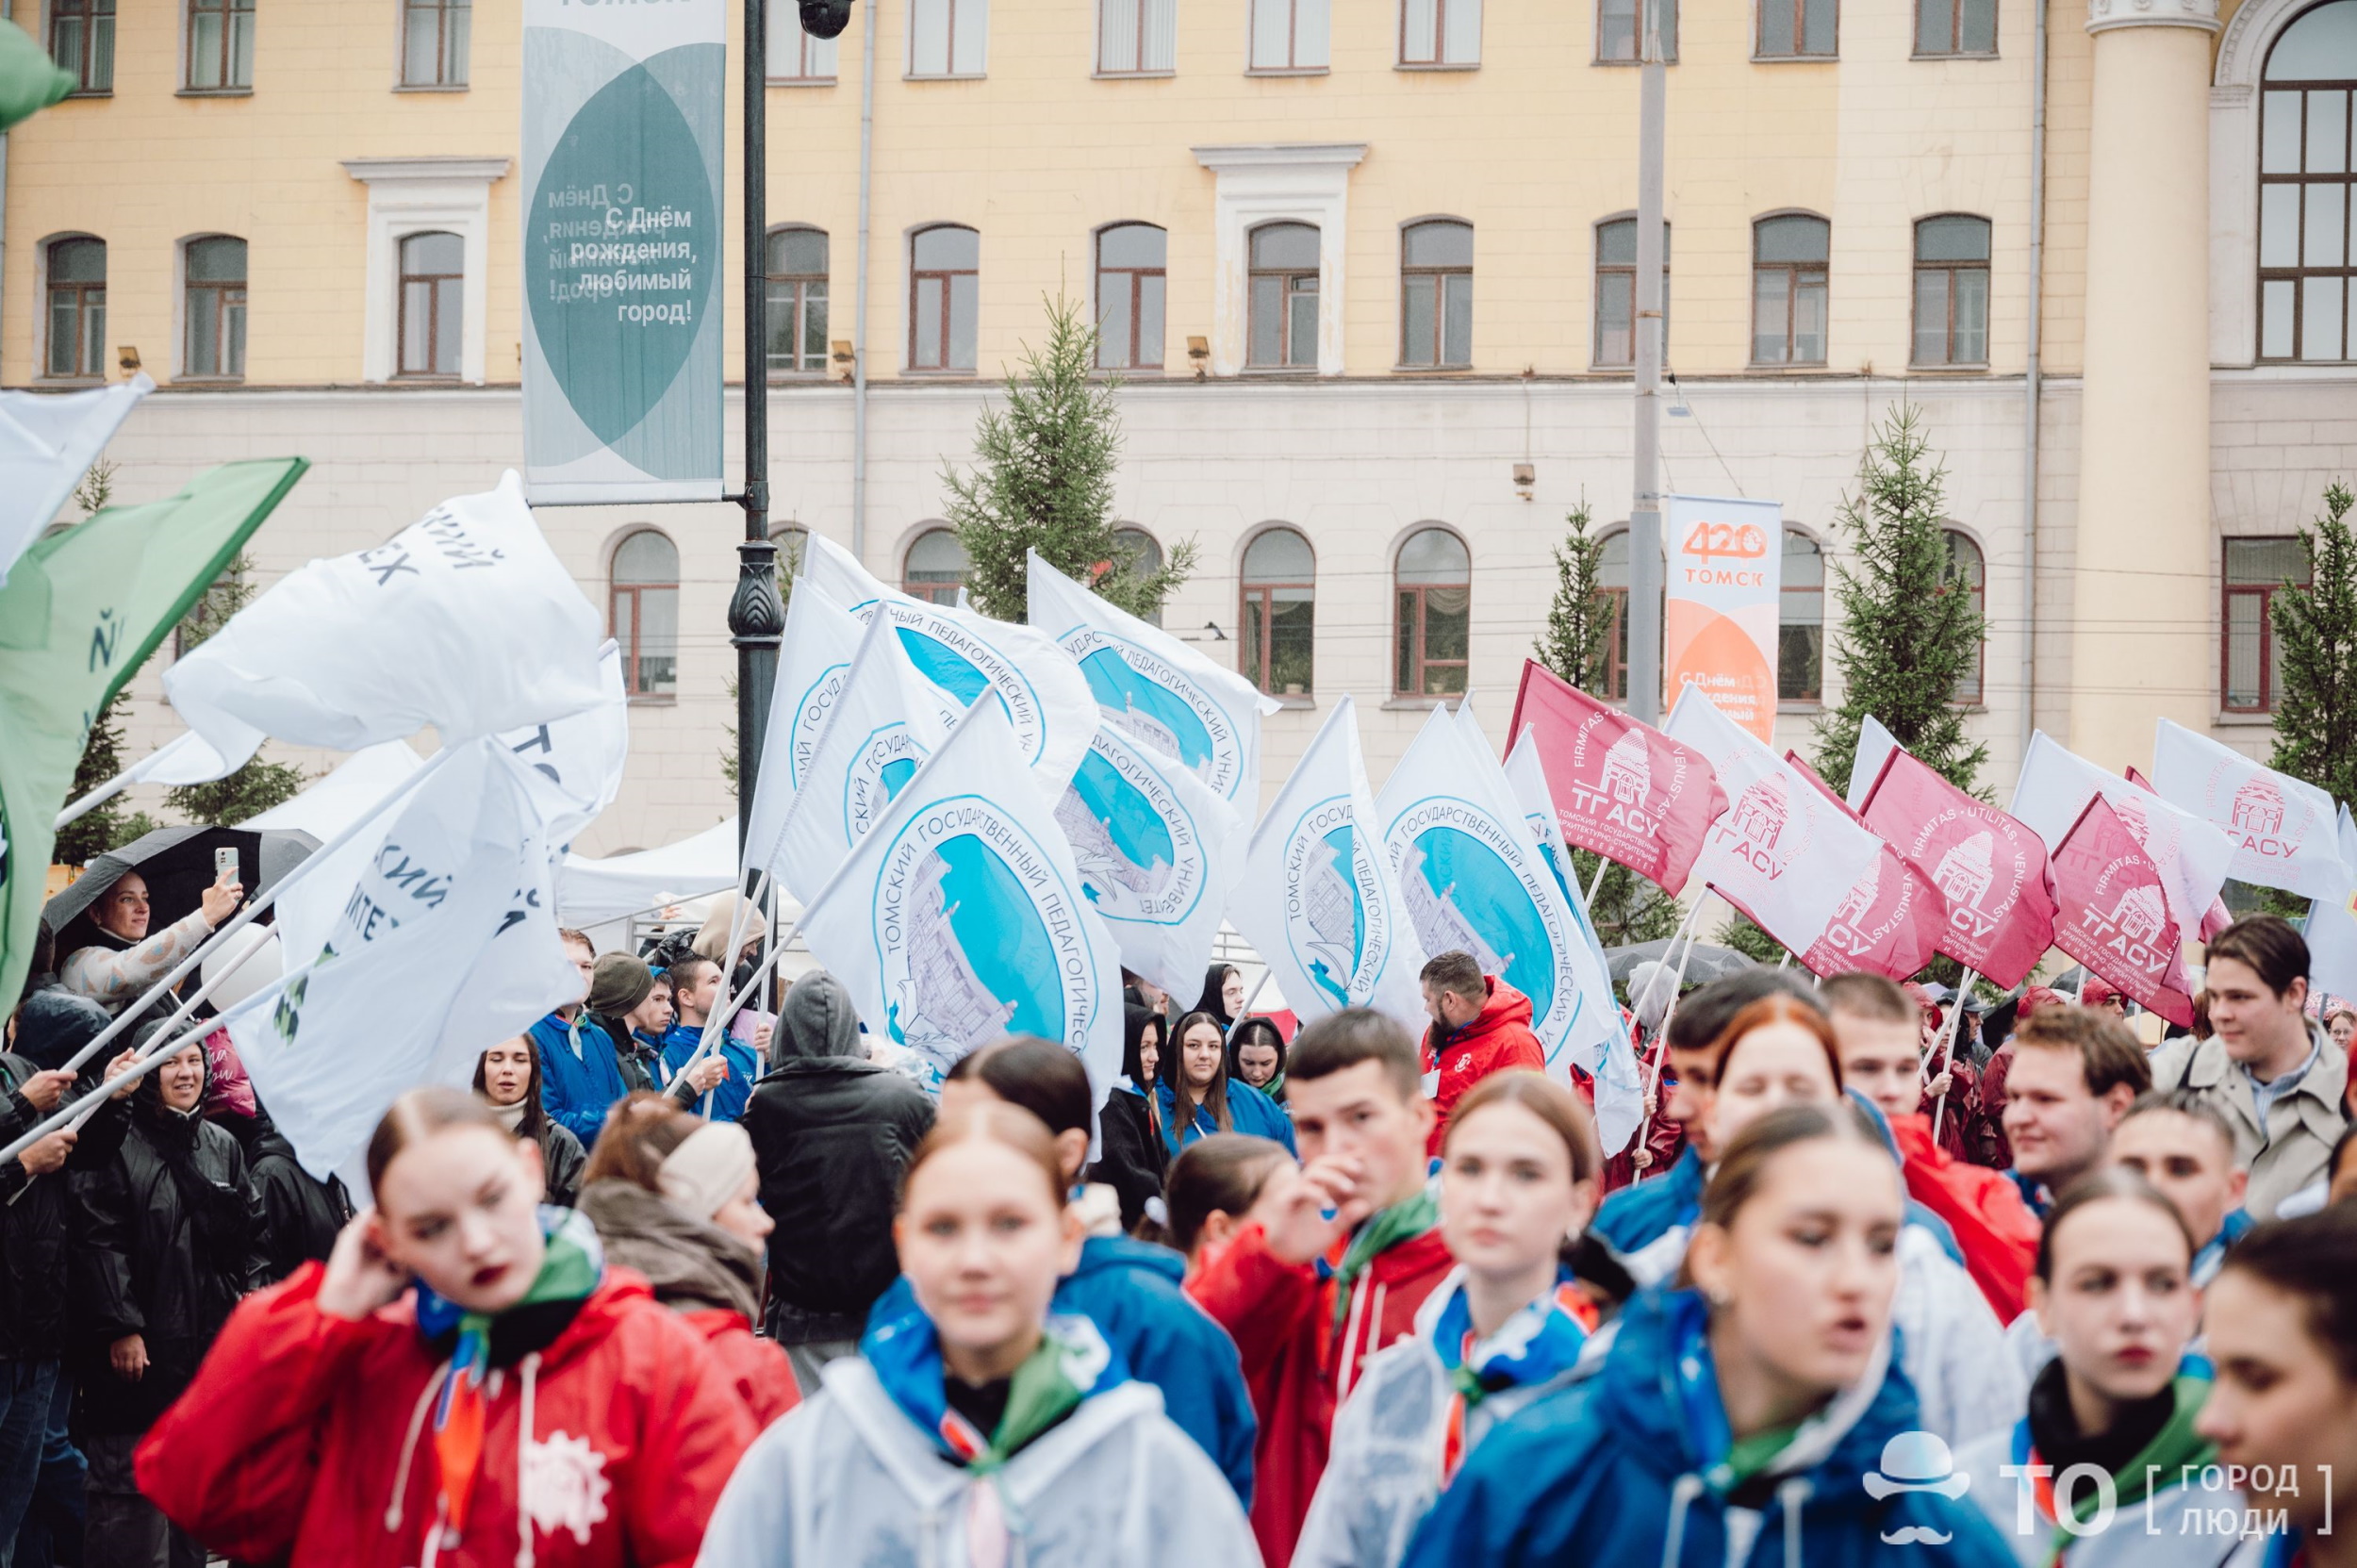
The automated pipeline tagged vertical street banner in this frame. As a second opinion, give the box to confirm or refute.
[520,0,724,503]
[1663,493,1783,741]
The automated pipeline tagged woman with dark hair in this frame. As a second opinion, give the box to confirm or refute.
[1229,1016,1289,1103]
[1091,1004,1170,1231]
[1407,1101,2014,1568]
[1953,1169,2224,1564]
[575,1094,799,1428]
[1159,1010,1294,1157]
[1195,965,1245,1032]
[472,1036,586,1206]
[59,867,242,1016]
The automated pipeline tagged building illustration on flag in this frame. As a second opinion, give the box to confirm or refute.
[2112,884,2168,944]
[1056,750,1178,902]
[1933,832,1997,910]
[1296,823,1375,1006]
[1396,836,1524,996]
[1600,733,1649,805]
[2233,780,2285,837]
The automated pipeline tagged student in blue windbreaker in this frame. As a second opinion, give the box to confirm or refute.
[1404,1099,2015,1568]
[655,954,762,1123]
[528,928,635,1147]
[865,1036,1261,1507]
[1159,1009,1295,1157]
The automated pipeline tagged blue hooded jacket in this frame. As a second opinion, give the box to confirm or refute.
[865,1232,1258,1506]
[528,1010,631,1147]
[654,1023,761,1123]
[1155,1078,1296,1157]
[1401,1287,2017,1568]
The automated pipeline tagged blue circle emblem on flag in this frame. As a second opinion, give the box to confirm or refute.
[1057,626,1244,801]
[1054,738,1209,926]
[1277,796,1393,1010]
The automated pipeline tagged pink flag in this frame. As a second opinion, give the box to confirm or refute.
[2126,764,2233,940]
[2051,796,2197,1029]
[1786,752,1944,982]
[1859,748,2058,989]
[1508,660,1728,897]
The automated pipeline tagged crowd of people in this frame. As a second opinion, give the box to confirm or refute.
[6,853,2357,1567]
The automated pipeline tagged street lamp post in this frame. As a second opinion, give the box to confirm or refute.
[731,0,783,856]
[1627,0,1668,725]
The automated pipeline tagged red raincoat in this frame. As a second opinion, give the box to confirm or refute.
[681,1307,800,1429]
[1187,1218,1454,1567]
[137,1264,756,1568]
[1421,977,1547,1158]
[1887,1113,2041,1322]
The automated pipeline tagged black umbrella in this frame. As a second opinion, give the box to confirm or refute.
[1605,939,1758,991]
[44,825,315,952]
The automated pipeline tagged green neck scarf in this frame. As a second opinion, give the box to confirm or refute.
[2038,1375,2216,1568]
[1330,1185,1442,1334]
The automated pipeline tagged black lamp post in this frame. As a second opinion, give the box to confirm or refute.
[730,0,783,857]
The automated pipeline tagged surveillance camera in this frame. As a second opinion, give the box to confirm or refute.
[800,0,854,39]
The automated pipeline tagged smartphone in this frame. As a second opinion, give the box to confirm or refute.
[214,847,238,881]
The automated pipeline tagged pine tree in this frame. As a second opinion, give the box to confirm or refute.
[2269,480,2357,805]
[54,690,134,866]
[1530,503,1682,947]
[944,291,1195,622]
[1813,404,1988,798]
[160,553,310,825]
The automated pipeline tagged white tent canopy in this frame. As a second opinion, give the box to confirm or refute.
[245,741,425,836]
[558,817,742,929]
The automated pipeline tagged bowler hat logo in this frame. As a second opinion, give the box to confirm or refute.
[1863,1430,1970,1547]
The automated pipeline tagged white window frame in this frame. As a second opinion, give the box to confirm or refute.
[1399,0,1480,68]
[1248,0,1330,72]
[342,157,507,386]
[1192,142,1367,376]
[768,6,840,82]
[908,0,988,78]
[1097,0,1176,75]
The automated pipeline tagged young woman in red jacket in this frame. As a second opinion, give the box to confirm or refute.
[135,1086,756,1568]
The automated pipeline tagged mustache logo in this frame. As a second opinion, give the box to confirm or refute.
[1881,1526,1953,1546]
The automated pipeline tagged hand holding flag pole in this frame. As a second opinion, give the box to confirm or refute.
[1925,967,1977,1145]
[1630,896,1709,1156]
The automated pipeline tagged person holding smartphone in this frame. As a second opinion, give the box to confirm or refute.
[59,857,243,1016]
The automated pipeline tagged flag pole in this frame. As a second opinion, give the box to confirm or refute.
[1226,967,1274,1043]
[51,748,455,1080]
[1927,966,1977,1144]
[52,767,140,832]
[1630,894,1707,1156]
[1585,854,1609,910]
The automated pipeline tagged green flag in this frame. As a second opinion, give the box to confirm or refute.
[0,21,75,131]
[0,457,308,1009]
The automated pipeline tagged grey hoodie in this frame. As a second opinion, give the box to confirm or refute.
[771,970,864,1068]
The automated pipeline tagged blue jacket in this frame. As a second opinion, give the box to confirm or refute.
[655,1023,761,1123]
[865,1232,1259,1506]
[1155,1079,1296,1157]
[1402,1288,2017,1568]
[529,1011,631,1147]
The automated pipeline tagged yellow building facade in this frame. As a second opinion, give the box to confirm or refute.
[5,0,2352,854]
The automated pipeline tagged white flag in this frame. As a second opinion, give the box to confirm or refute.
[1668,684,1883,955]
[498,640,630,848]
[1228,696,1428,1033]
[0,372,151,588]
[127,727,255,788]
[1375,705,1606,1073]
[2009,730,2232,936]
[164,471,606,757]
[1844,714,1903,811]
[223,740,580,1178]
[754,611,955,903]
[1027,551,1278,810]
[2304,807,2357,1002]
[802,533,1094,796]
[2151,718,2346,899]
[795,698,1126,1094]
[1055,719,1243,1003]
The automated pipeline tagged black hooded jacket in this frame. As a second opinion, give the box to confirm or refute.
[68,1067,268,1436]
[742,971,934,1342]
[219,1109,353,1285]
[0,1045,132,1362]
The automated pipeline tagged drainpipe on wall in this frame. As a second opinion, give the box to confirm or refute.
[851,0,878,562]
[2019,0,2049,762]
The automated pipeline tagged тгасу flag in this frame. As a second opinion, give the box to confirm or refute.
[1665,684,1882,959]
[2049,795,2197,1029]
[1027,550,1278,811]
[1507,659,1727,897]
[2010,729,2233,941]
[0,457,306,1012]
[794,697,1126,1092]
[1859,745,2057,989]
[1055,718,1243,1004]
[1784,751,1944,984]
[803,533,1095,797]
[1228,696,1428,1033]
[164,471,607,757]
[2150,718,2346,900]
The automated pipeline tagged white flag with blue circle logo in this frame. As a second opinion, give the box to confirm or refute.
[1228,696,1428,1033]
[794,696,1126,1092]
[802,533,1095,800]
[1027,551,1279,812]
[1055,718,1244,1003]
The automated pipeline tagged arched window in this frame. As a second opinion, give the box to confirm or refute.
[1241,526,1314,696]
[1913,215,1991,367]
[2260,1,2357,360]
[765,226,829,375]
[902,527,969,603]
[1394,526,1470,697]
[1780,529,1823,703]
[610,529,679,699]
[45,237,106,379]
[1752,214,1829,366]
[1594,216,1670,368]
[1944,529,1987,702]
[184,235,247,379]
[1110,526,1164,624]
[1248,223,1320,370]
[910,224,979,371]
[1400,220,1473,368]
[1096,223,1166,371]
[397,231,462,377]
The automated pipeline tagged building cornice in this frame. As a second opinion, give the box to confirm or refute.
[2086,0,2220,34]
[339,157,512,185]
[1189,142,1369,173]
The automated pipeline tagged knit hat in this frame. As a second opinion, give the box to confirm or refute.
[657,1121,757,1221]
[585,952,655,1018]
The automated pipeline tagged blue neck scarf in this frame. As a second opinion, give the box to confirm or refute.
[1426,1266,1596,1484]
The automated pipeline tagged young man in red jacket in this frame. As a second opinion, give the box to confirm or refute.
[1825,971,2040,1321]
[1417,950,1545,1158]
[1185,1008,1454,1568]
